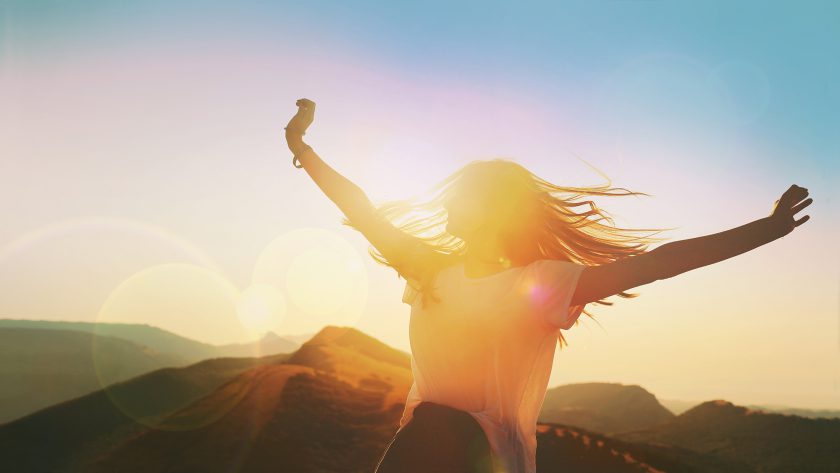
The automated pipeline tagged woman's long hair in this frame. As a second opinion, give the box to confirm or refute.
[343,157,675,349]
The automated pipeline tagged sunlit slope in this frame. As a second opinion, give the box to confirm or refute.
[91,326,413,473]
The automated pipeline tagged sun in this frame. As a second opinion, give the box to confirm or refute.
[251,227,369,335]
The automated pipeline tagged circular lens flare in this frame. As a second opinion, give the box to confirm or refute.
[95,262,246,430]
[236,283,287,339]
[252,227,368,335]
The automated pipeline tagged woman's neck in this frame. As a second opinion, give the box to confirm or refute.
[462,237,513,276]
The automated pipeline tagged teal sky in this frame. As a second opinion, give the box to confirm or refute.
[4,1,839,169]
[1,1,839,409]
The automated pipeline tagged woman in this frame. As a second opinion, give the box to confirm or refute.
[284,98,812,473]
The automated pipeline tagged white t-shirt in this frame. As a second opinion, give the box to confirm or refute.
[398,259,587,473]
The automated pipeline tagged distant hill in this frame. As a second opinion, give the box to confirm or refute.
[614,399,840,473]
[660,397,840,419]
[0,319,300,361]
[0,319,300,422]
[0,352,290,473]
[0,328,185,424]
[0,319,220,361]
[539,382,675,435]
[744,403,840,420]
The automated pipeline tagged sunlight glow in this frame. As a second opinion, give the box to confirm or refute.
[96,262,244,345]
[235,283,287,338]
[252,227,369,335]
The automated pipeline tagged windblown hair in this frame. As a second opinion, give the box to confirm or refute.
[343,157,675,349]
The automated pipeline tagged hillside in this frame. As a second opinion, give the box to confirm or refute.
[540,382,676,435]
[0,328,184,423]
[0,319,300,422]
[614,400,840,473]
[0,319,300,360]
[1,325,833,472]
[0,352,290,473]
[535,423,750,473]
[86,327,707,473]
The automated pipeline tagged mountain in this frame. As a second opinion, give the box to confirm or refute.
[744,403,840,420]
[0,319,220,361]
[1,325,833,472]
[0,319,300,422]
[0,352,291,473]
[0,319,300,361]
[652,397,840,420]
[0,328,185,424]
[614,399,840,473]
[89,326,741,473]
[88,325,413,473]
[539,382,676,435]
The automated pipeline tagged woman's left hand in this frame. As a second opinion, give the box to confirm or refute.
[770,184,812,237]
[285,98,316,139]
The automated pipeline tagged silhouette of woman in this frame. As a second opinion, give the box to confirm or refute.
[284,98,812,473]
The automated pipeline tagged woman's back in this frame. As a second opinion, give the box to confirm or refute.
[399,259,586,473]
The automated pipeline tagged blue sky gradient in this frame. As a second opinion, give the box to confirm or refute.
[2,1,839,408]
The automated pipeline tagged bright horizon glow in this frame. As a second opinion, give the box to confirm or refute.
[1,1,838,410]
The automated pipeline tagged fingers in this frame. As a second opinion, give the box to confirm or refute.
[794,215,810,227]
[775,185,812,232]
[790,197,813,215]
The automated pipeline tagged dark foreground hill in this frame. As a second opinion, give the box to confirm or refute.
[535,423,750,473]
[614,400,840,473]
[0,353,290,473]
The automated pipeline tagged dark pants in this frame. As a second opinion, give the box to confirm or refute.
[374,401,495,473]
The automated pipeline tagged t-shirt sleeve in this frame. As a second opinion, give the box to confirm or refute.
[402,277,422,306]
[528,259,587,330]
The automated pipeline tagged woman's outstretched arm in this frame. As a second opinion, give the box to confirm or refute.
[571,184,813,306]
[284,98,447,282]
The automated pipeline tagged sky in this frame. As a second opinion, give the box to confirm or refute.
[1,0,838,409]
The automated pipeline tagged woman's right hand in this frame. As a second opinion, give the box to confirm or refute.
[770,184,812,237]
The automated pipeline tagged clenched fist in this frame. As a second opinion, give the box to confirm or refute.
[285,98,316,138]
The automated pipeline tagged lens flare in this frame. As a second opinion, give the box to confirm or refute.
[236,283,288,340]
[252,227,368,335]
[95,262,246,430]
